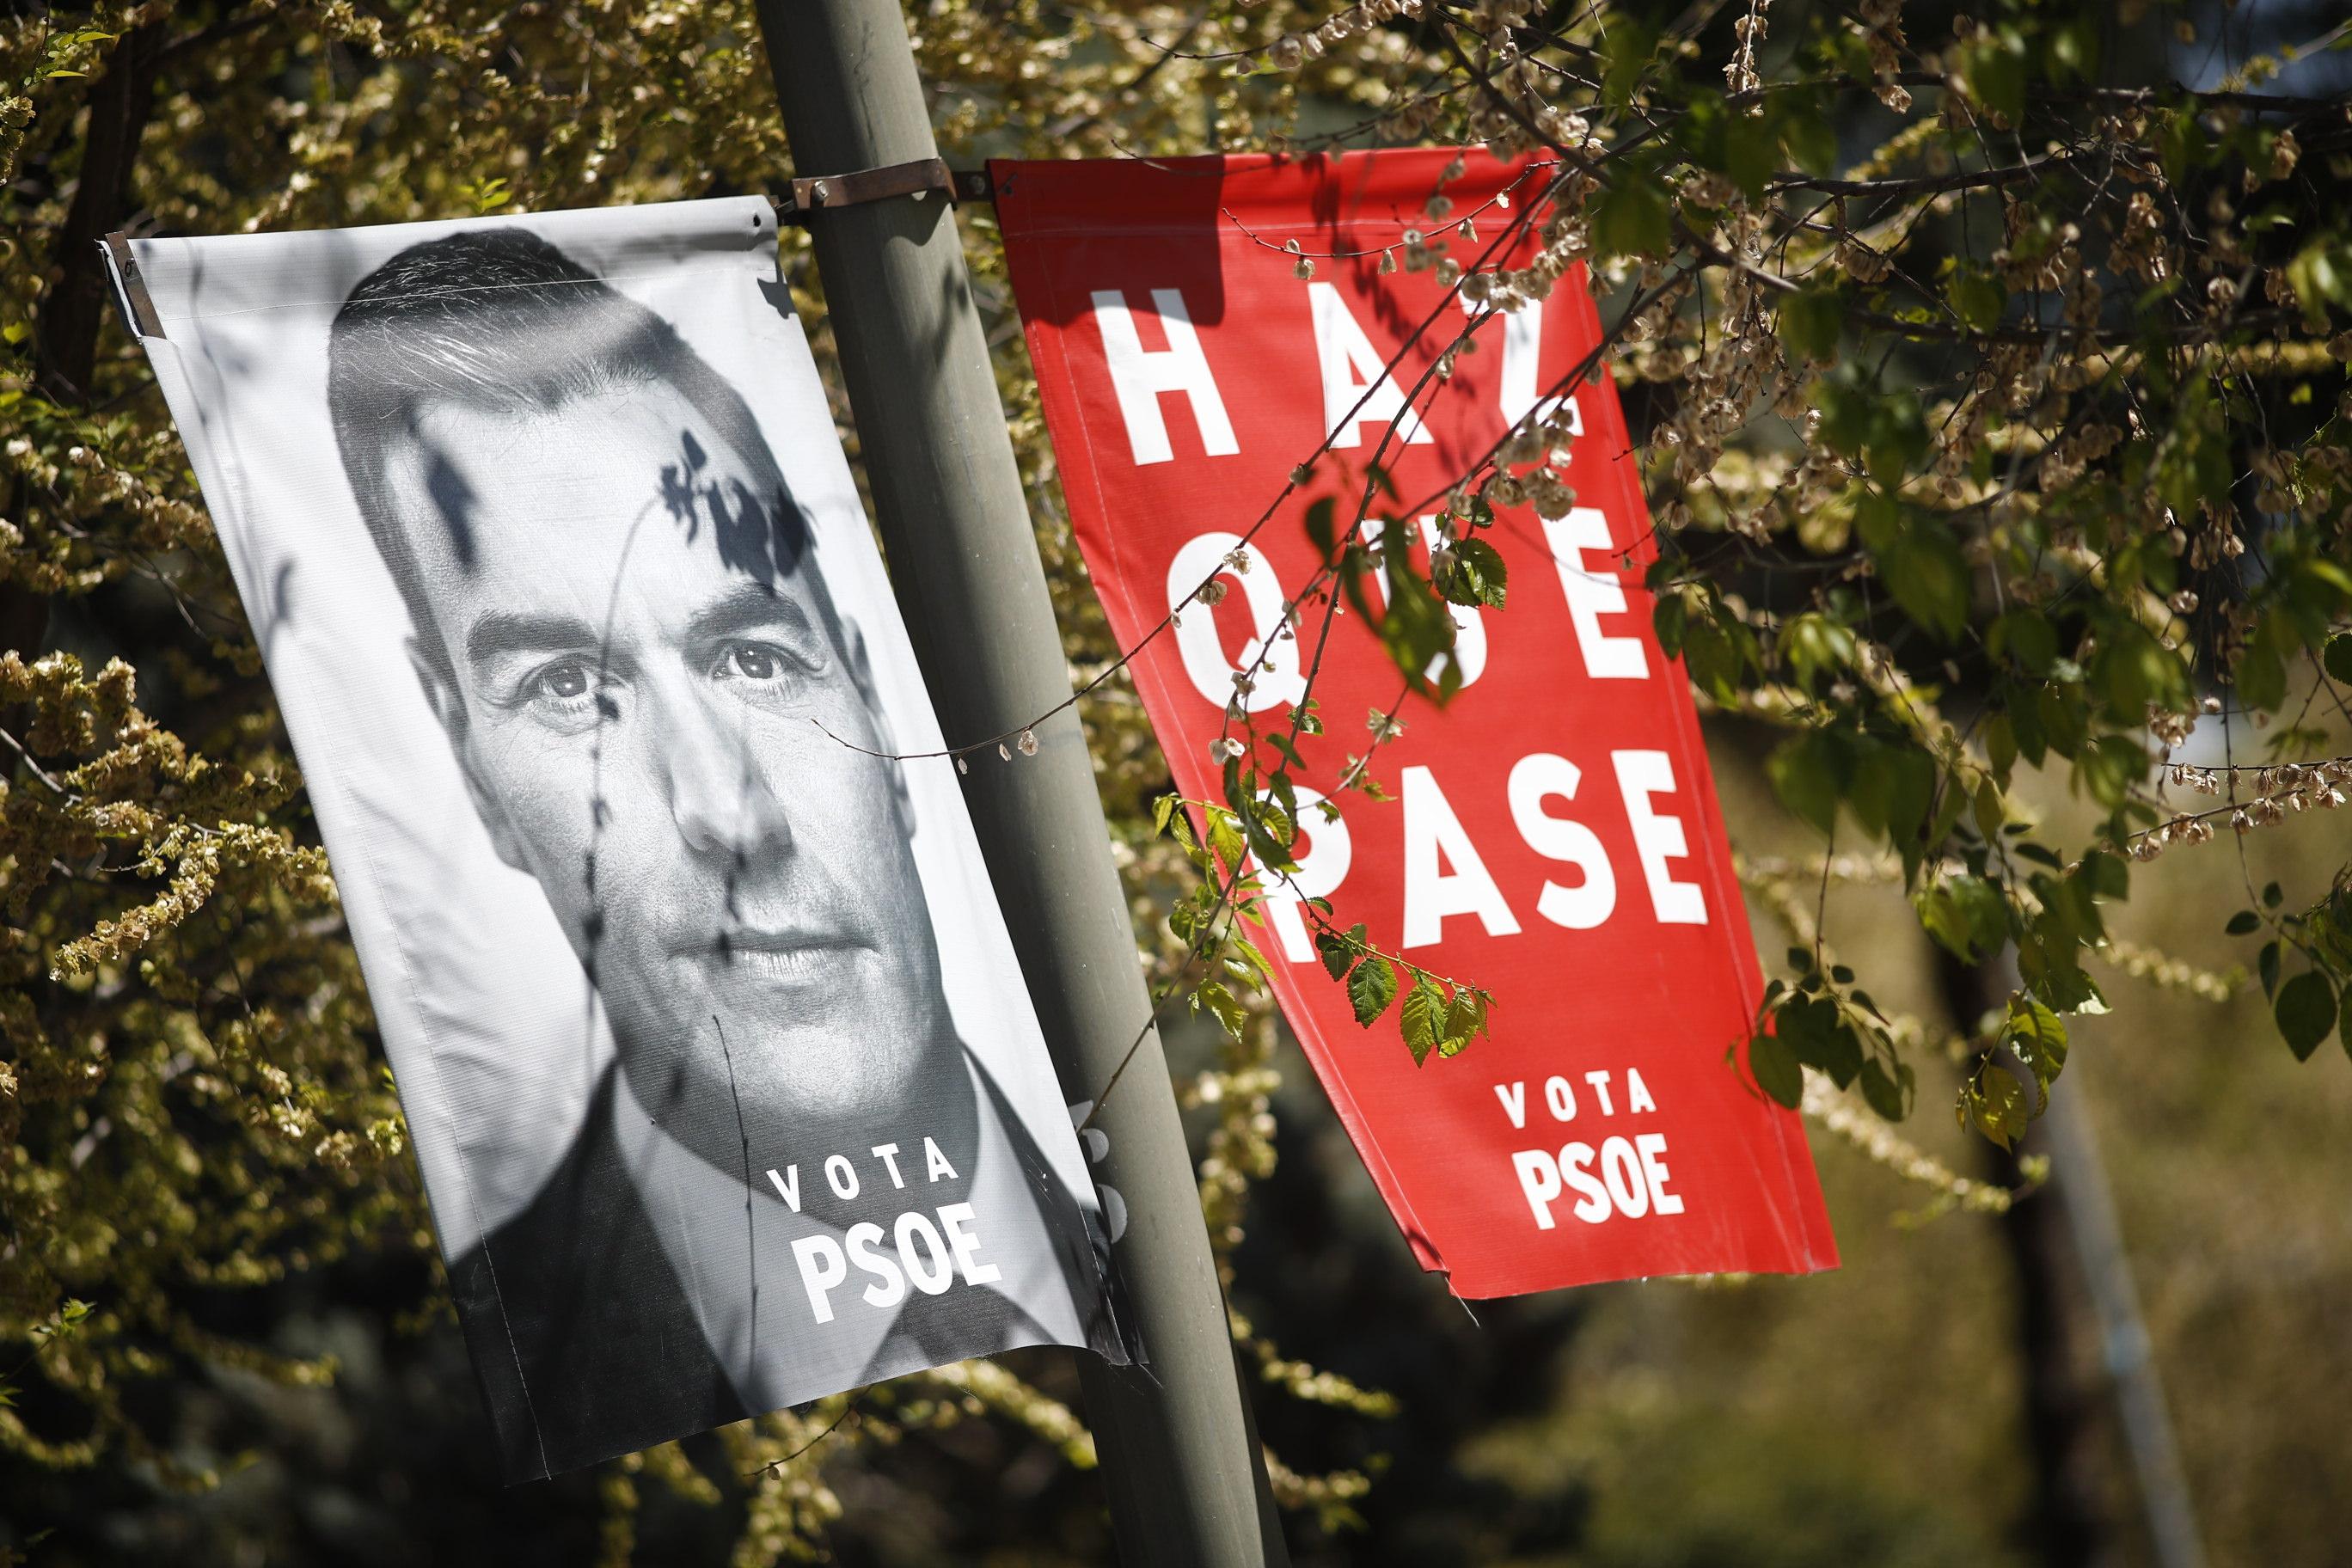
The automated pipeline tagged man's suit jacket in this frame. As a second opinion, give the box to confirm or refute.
[448,1057,1134,1481]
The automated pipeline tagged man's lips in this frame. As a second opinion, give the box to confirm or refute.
[682,926,874,980]
[712,926,867,956]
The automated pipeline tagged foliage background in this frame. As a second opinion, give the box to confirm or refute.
[2,0,2348,1563]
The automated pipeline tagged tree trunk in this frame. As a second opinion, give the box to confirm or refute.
[9,22,167,671]
[1941,952,2109,1568]
[36,21,166,402]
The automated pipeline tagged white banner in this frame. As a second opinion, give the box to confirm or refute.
[119,198,1132,1480]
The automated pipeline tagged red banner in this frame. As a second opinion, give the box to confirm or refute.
[995,150,1834,1295]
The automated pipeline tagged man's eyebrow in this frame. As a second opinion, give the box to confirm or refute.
[464,610,603,666]
[685,583,818,643]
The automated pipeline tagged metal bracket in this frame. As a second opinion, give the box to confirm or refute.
[100,231,165,340]
[772,158,996,222]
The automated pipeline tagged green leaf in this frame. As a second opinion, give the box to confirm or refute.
[1957,28,2029,123]
[1815,379,1876,464]
[1883,525,1973,641]
[1779,611,1856,691]
[2038,683,2086,760]
[2048,16,2100,82]
[2288,237,2352,329]
[1442,989,1489,1051]
[2075,735,2148,812]
[2006,693,2048,767]
[1347,953,1398,1028]
[1989,609,2061,677]
[1766,729,1849,837]
[2236,636,2288,713]
[1197,979,1247,1040]
[1973,777,2007,840]
[2324,631,2352,687]
[2002,995,2070,1097]
[1778,285,1845,362]
[2030,958,2109,1018]
[1268,769,1300,828]
[1962,1066,2030,1149]
[1241,797,1295,873]
[1927,771,1971,848]
[1945,268,2007,334]
[2095,622,2191,721]
[1849,741,1935,850]
[1315,928,1355,981]
[1812,1018,1865,1087]
[1917,875,2009,964]
[1652,590,1689,658]
[1399,978,1446,1065]
[1985,713,2018,783]
[1303,497,1338,560]
[1776,101,1838,178]
[2157,107,2211,183]
[2225,910,2261,936]
[2079,851,2129,903]
[2259,940,2282,1000]
[1679,600,1761,701]
[1865,394,1929,485]
[1208,809,1246,871]
[1773,993,1839,1070]
[1436,536,1509,609]
[1748,1026,1804,1109]
[1152,793,1179,839]
[1600,21,1657,109]
[2275,970,2337,1061]
[1592,175,1674,259]
[1858,1057,1914,1120]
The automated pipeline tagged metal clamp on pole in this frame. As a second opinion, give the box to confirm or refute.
[98,231,165,340]
[774,156,997,222]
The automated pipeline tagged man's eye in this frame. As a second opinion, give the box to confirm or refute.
[532,661,592,701]
[718,644,778,682]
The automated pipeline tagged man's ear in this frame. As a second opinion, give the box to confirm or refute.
[409,635,530,875]
[842,621,917,838]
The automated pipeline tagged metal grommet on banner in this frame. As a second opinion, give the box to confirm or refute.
[771,157,995,224]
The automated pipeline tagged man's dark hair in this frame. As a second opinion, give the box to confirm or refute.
[328,227,810,680]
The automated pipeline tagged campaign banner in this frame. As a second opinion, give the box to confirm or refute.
[113,199,1133,1479]
[995,150,1836,1295]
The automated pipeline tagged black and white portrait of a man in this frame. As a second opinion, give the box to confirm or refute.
[119,201,1130,1483]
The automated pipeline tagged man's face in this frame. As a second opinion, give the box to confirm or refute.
[388,383,948,1131]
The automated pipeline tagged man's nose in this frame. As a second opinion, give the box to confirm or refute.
[654,686,793,861]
